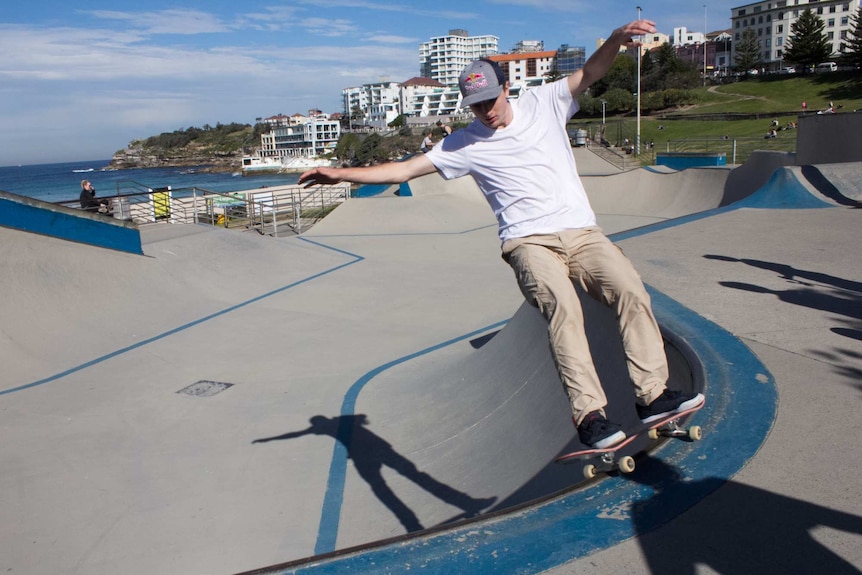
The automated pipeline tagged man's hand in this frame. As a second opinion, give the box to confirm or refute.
[298,167,342,188]
[613,19,657,48]
[569,19,657,97]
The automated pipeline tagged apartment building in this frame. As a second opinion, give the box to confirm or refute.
[488,51,558,93]
[730,0,860,67]
[341,81,402,129]
[259,116,340,159]
[419,29,499,86]
[555,44,587,75]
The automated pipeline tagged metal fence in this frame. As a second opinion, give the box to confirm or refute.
[56,181,351,237]
[571,119,797,167]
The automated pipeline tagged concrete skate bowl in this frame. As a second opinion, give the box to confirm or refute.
[7,152,823,574]
[242,163,793,573]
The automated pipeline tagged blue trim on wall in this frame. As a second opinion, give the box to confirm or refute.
[0,192,142,254]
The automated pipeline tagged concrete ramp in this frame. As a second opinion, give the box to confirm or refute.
[800,162,862,206]
[333,296,697,549]
[4,148,827,574]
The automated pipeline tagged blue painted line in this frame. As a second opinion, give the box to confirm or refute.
[0,238,364,397]
[313,319,510,555]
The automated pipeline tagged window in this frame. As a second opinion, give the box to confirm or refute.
[778,24,784,33]
[777,36,784,45]
[738,9,747,15]
[829,5,836,13]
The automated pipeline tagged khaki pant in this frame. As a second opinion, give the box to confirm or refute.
[501,228,668,425]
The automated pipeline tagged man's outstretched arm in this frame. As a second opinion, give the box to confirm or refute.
[567,19,657,98]
[298,152,438,187]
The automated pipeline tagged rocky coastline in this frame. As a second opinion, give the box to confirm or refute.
[106,143,244,173]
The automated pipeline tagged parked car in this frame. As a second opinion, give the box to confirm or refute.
[815,62,838,73]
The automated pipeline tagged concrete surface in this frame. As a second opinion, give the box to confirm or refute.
[1,147,860,575]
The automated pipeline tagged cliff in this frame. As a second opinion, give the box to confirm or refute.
[106,123,262,172]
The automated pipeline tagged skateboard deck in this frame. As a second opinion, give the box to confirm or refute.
[555,401,705,479]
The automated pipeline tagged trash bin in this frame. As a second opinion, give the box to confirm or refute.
[112,197,131,220]
[575,129,587,147]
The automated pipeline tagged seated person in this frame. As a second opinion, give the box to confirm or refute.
[79,180,111,214]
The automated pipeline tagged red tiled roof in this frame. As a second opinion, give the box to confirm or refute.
[489,51,557,62]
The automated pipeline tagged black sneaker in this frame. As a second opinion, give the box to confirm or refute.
[578,412,626,449]
[637,389,705,424]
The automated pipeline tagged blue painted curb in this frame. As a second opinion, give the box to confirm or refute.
[0,191,142,254]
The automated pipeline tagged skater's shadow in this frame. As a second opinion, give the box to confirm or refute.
[631,456,862,574]
[253,414,496,532]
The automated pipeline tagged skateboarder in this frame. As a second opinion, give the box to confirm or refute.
[299,19,703,450]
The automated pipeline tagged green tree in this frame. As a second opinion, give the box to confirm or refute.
[840,7,862,68]
[335,132,361,163]
[589,54,636,97]
[734,28,761,73]
[641,43,699,91]
[784,9,833,71]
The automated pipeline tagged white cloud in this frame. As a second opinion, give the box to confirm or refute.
[85,9,230,35]
[366,35,419,44]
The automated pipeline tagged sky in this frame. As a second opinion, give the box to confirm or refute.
[1,0,744,166]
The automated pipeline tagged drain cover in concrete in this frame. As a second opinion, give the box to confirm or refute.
[177,380,234,397]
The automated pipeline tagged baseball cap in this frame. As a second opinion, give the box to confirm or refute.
[459,59,506,108]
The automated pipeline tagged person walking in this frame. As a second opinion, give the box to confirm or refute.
[299,19,703,449]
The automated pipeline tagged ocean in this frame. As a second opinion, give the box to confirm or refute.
[0,160,302,204]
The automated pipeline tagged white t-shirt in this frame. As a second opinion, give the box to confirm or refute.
[426,80,596,242]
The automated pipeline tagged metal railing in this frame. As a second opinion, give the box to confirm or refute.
[663,133,797,165]
[55,181,351,237]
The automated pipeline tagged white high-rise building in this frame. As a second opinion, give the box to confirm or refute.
[419,29,499,86]
[730,0,860,68]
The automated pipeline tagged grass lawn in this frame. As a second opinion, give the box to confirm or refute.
[569,71,861,164]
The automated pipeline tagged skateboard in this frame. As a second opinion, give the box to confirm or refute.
[555,402,704,479]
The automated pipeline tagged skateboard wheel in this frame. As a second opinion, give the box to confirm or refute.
[583,464,597,479]
[618,456,636,474]
[688,426,703,441]
[648,428,659,440]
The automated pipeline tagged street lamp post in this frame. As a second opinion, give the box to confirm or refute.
[703,4,708,86]
[636,6,642,157]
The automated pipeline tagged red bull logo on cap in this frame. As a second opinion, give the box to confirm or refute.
[464,73,488,92]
